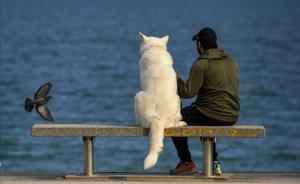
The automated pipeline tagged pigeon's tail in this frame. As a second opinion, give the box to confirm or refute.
[24,98,33,112]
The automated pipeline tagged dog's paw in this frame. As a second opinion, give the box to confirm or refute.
[177,121,187,127]
[172,121,187,127]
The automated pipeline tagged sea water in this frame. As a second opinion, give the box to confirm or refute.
[1,0,300,173]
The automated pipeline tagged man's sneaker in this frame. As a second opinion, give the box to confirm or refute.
[213,161,222,175]
[169,161,198,175]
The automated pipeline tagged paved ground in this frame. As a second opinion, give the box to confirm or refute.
[1,172,300,184]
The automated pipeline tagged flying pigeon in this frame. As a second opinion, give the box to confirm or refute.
[25,82,54,122]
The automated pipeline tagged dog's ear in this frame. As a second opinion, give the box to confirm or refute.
[161,35,169,45]
[139,32,149,43]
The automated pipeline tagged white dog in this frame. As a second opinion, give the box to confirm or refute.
[135,32,186,170]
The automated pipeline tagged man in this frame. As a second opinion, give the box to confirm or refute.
[170,28,240,175]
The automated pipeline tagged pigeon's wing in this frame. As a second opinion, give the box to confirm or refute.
[35,82,52,99]
[36,104,54,122]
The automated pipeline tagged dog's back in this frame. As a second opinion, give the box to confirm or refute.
[140,48,176,92]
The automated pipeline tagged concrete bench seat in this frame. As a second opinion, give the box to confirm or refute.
[31,124,266,178]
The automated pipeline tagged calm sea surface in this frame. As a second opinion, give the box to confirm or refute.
[1,0,300,173]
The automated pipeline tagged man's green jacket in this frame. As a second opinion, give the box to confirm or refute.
[177,48,240,122]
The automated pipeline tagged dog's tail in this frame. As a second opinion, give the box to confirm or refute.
[144,121,165,170]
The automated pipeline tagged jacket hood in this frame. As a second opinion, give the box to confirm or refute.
[200,48,227,59]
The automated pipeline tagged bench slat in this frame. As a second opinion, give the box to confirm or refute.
[32,124,265,138]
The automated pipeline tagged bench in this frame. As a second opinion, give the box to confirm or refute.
[31,124,266,178]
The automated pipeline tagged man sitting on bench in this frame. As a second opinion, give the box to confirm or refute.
[170,28,240,175]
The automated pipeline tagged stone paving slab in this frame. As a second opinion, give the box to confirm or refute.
[1,172,300,184]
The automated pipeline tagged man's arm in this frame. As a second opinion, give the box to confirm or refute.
[177,61,205,98]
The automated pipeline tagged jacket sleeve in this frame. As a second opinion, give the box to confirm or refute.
[177,61,205,98]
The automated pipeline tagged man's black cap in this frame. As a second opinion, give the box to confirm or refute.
[193,27,217,49]
[192,27,217,42]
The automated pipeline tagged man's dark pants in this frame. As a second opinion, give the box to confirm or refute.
[172,105,236,162]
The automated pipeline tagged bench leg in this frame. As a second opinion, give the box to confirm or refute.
[202,137,214,177]
[83,136,95,176]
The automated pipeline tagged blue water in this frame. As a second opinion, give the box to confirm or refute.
[1,0,300,173]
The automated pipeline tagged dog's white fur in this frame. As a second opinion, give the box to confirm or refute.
[135,32,186,170]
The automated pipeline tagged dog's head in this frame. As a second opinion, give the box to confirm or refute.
[139,32,169,54]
